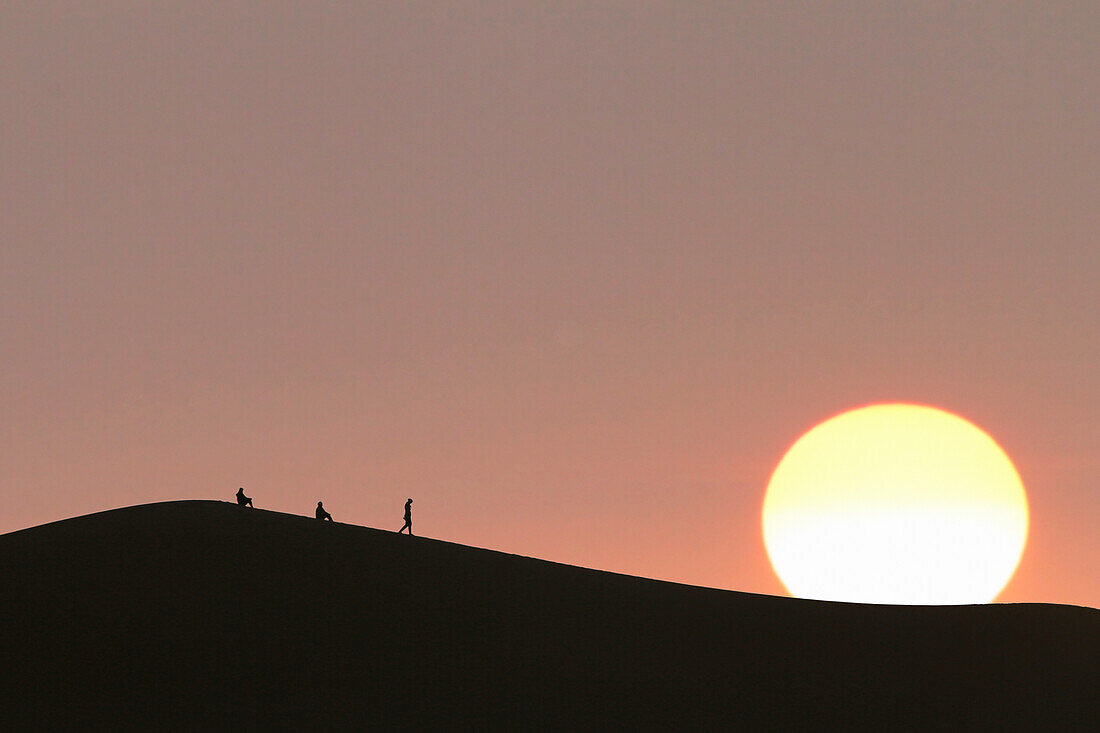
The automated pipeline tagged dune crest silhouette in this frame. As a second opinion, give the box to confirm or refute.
[0,500,1095,729]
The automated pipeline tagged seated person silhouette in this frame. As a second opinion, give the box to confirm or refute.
[235,487,254,508]
[316,501,333,522]
[398,498,413,535]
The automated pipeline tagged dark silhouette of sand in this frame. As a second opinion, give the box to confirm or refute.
[0,501,1095,729]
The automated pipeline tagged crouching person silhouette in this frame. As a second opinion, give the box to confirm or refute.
[236,487,254,508]
[316,501,333,522]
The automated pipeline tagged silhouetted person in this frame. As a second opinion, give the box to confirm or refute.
[236,487,254,508]
[398,498,413,535]
[315,501,333,522]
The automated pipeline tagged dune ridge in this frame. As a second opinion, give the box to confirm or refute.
[1,500,1095,729]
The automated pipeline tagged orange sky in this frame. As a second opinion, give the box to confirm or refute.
[1,2,1096,608]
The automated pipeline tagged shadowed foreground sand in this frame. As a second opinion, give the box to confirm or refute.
[1,501,1095,729]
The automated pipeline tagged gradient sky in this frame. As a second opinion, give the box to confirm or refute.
[2,2,1097,608]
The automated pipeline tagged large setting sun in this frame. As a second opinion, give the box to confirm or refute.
[762,404,1029,605]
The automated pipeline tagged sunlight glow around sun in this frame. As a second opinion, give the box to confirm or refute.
[762,404,1029,605]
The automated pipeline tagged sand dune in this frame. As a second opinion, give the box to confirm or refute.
[1,500,1095,729]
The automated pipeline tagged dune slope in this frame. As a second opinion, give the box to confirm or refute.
[0,501,1095,729]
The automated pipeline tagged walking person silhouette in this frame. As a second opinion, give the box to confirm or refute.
[235,487,254,508]
[315,501,333,522]
[398,498,413,535]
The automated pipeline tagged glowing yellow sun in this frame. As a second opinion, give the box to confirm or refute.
[762,404,1028,605]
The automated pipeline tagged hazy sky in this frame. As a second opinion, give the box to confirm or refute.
[2,2,1097,608]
